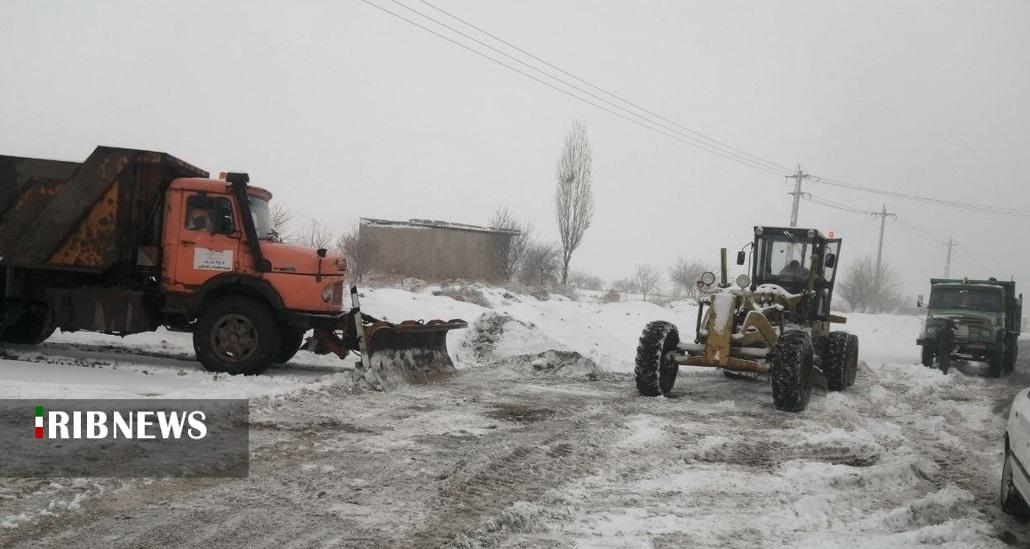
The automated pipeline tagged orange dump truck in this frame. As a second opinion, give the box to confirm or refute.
[0,146,464,380]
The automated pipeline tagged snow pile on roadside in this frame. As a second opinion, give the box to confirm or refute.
[362,285,699,373]
[0,283,928,400]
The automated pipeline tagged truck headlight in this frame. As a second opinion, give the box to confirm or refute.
[321,285,334,303]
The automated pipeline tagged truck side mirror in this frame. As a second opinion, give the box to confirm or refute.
[736,251,746,265]
[824,253,836,268]
[917,295,924,308]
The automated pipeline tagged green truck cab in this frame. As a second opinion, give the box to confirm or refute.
[917,278,1022,376]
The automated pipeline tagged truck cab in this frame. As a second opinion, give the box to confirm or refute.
[918,278,1021,376]
[0,147,347,375]
[161,176,346,314]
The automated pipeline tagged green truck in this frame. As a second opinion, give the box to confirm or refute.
[917,278,1022,376]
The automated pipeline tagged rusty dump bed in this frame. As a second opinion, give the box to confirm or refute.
[0,146,206,273]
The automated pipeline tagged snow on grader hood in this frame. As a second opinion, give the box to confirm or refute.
[633,226,858,413]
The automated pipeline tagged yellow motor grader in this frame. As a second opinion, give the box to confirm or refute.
[635,226,858,412]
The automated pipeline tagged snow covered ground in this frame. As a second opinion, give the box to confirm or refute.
[0,284,1027,548]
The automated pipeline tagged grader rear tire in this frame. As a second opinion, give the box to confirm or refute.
[771,330,814,412]
[823,331,850,392]
[635,321,680,397]
[845,334,859,387]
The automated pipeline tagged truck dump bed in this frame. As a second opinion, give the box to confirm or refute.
[0,147,206,273]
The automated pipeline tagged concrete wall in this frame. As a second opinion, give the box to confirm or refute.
[360,220,513,281]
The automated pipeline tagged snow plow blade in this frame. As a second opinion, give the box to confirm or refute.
[306,311,467,390]
[363,320,467,388]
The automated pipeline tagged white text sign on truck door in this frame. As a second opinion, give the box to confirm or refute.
[193,248,233,271]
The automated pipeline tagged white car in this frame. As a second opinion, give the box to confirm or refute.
[1002,388,1030,516]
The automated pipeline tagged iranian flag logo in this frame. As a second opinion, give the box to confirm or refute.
[35,405,44,438]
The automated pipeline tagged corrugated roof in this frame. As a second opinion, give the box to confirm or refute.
[360,217,520,235]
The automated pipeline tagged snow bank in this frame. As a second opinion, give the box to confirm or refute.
[0,284,931,399]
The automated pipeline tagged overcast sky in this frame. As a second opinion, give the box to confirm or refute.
[2,0,1028,297]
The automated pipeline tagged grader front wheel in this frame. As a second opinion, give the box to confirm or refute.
[771,330,814,412]
[635,321,680,397]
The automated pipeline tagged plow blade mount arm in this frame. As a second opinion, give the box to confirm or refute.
[308,310,467,390]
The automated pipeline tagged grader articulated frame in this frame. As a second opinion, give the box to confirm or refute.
[634,226,859,412]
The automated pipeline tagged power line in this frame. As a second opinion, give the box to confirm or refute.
[365,0,1030,224]
[810,175,1030,220]
[805,193,879,216]
[413,0,794,175]
[895,218,946,240]
[361,0,792,176]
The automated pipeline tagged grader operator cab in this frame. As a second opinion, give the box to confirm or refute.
[634,226,859,412]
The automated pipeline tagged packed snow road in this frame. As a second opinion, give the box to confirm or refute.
[0,288,1028,548]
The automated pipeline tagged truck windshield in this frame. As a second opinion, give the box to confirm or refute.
[929,288,1003,312]
[249,196,274,240]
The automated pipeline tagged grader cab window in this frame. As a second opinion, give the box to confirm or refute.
[185,194,235,234]
[758,235,810,284]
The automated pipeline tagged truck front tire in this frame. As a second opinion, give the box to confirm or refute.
[276,328,306,364]
[989,341,1006,378]
[194,296,280,375]
[1004,335,1018,375]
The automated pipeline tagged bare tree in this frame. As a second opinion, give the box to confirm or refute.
[519,242,561,287]
[568,271,604,291]
[335,224,378,283]
[634,264,663,302]
[613,278,640,295]
[271,203,294,242]
[299,219,334,250]
[669,258,716,299]
[489,206,533,281]
[554,121,595,287]
[837,255,903,313]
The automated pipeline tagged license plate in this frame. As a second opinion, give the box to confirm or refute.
[955,326,969,338]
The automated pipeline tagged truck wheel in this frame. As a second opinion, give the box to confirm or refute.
[989,341,1005,378]
[194,296,280,375]
[771,330,814,412]
[845,334,859,387]
[822,331,850,392]
[635,321,680,397]
[920,346,935,368]
[1004,335,1018,375]
[276,328,306,364]
[2,308,54,345]
[1001,444,1030,516]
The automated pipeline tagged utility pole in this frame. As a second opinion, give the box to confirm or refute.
[942,237,957,278]
[871,204,897,283]
[786,164,810,227]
